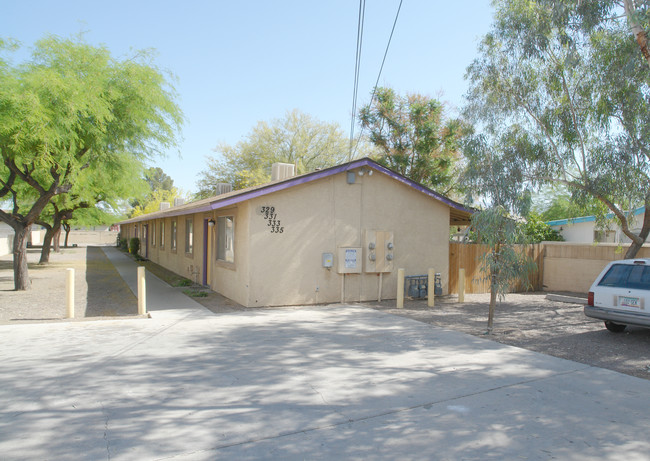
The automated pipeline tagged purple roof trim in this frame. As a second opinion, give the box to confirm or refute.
[119,158,472,224]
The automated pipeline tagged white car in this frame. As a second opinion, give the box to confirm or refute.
[585,258,650,332]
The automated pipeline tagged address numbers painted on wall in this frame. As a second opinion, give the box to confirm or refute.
[260,206,284,233]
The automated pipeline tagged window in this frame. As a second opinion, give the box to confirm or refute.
[152,222,156,247]
[160,221,165,248]
[217,216,234,263]
[599,264,650,290]
[171,220,177,251]
[185,218,193,254]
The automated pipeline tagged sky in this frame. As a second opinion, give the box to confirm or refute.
[3,0,495,195]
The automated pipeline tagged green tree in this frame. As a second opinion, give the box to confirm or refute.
[522,212,563,243]
[37,151,148,263]
[196,109,352,196]
[533,186,607,222]
[129,187,182,217]
[0,35,182,290]
[472,207,535,334]
[464,0,650,258]
[358,87,467,194]
[128,167,177,216]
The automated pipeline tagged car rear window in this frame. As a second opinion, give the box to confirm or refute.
[598,264,650,290]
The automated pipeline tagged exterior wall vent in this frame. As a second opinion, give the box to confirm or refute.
[160,202,171,211]
[174,198,185,207]
[215,183,233,196]
[271,163,296,181]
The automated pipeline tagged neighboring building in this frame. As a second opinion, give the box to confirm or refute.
[547,207,645,244]
[119,158,473,307]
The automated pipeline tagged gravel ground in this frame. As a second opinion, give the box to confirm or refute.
[3,246,650,380]
[0,246,140,323]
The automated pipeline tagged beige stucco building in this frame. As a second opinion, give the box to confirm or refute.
[119,158,472,307]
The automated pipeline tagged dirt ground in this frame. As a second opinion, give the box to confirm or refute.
[2,246,650,380]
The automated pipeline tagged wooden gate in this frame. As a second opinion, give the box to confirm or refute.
[449,243,543,294]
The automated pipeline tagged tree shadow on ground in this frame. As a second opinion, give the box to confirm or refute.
[84,246,137,317]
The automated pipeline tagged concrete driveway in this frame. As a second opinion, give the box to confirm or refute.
[1,249,650,460]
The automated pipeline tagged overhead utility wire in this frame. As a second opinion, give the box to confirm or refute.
[350,0,404,159]
[349,0,366,161]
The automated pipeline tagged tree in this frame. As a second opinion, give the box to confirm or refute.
[0,35,182,290]
[128,167,177,217]
[129,187,182,217]
[471,207,535,334]
[533,186,607,222]
[196,109,353,196]
[461,132,536,334]
[529,1,650,69]
[37,151,148,263]
[522,212,563,243]
[358,87,467,194]
[464,0,650,258]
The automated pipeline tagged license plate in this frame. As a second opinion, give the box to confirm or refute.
[620,296,640,308]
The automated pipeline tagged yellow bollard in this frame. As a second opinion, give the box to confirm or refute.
[428,268,435,308]
[397,268,405,308]
[66,268,75,318]
[458,268,465,303]
[137,266,147,315]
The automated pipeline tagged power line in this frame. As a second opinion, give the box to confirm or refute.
[349,0,366,161]
[350,0,404,160]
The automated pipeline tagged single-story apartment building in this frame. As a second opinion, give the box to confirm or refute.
[547,207,645,244]
[119,158,473,307]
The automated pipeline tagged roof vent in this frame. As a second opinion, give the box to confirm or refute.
[271,163,296,181]
[174,198,185,207]
[215,183,233,196]
[160,202,171,211]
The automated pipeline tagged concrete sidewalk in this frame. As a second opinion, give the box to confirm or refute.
[1,250,650,460]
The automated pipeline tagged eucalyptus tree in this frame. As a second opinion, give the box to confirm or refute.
[0,35,182,290]
[464,0,650,258]
[358,87,467,194]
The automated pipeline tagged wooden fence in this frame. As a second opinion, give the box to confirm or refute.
[449,242,544,294]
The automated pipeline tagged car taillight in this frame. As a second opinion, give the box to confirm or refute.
[587,291,594,306]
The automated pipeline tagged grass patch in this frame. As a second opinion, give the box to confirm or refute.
[183,289,208,298]
[174,278,193,287]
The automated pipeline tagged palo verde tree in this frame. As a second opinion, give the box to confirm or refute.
[37,151,149,263]
[196,109,352,196]
[358,87,467,194]
[464,0,650,258]
[0,35,182,290]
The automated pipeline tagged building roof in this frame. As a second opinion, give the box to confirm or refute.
[546,206,645,227]
[119,158,474,226]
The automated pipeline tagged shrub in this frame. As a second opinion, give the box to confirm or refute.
[129,237,141,255]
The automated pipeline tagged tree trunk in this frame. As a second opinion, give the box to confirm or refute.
[624,207,650,259]
[13,224,31,291]
[52,226,61,252]
[39,226,55,264]
[487,273,497,334]
[623,0,650,68]
[63,223,71,247]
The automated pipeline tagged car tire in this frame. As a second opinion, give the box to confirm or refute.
[605,321,626,333]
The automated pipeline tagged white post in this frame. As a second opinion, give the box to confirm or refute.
[458,268,465,303]
[66,268,74,319]
[428,268,435,308]
[137,266,147,315]
[396,268,405,308]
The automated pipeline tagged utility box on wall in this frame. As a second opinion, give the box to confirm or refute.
[337,247,362,273]
[364,230,394,273]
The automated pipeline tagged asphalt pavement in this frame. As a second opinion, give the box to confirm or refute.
[1,247,650,460]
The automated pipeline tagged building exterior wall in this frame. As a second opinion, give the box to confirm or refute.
[119,167,456,307]
[209,204,251,307]
[244,170,450,306]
